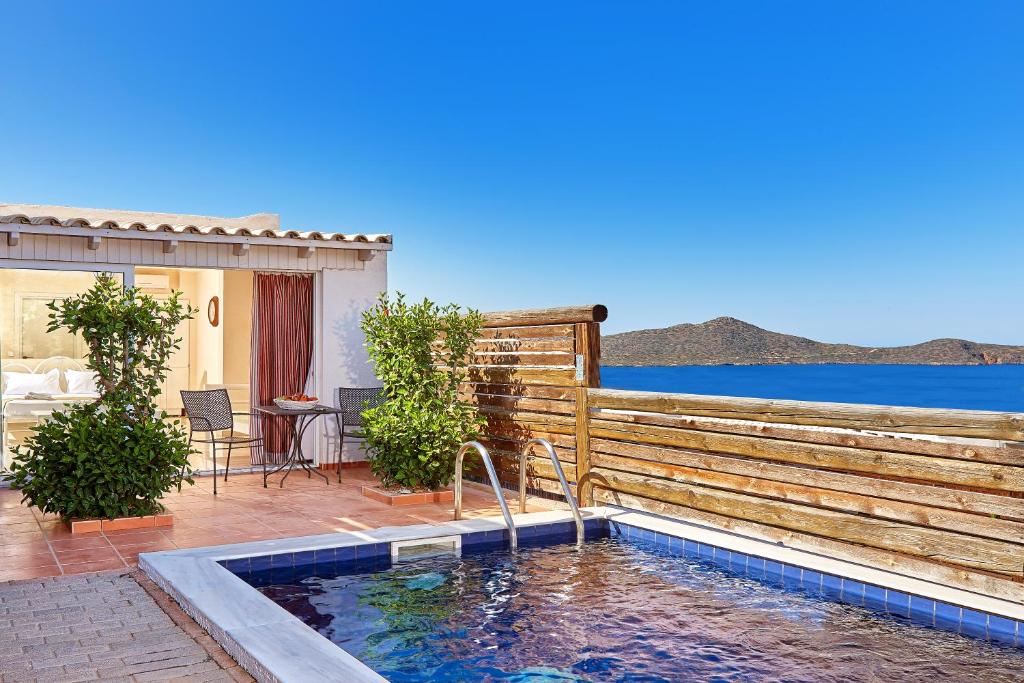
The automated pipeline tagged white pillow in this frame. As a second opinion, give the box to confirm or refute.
[65,369,100,396]
[2,368,62,397]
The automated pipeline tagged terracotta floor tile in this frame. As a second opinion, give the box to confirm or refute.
[61,558,127,574]
[49,535,112,551]
[106,529,169,546]
[0,565,63,581]
[0,471,558,558]
[55,546,122,565]
[0,541,54,557]
[3,552,59,570]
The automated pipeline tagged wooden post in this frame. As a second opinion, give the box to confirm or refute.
[574,322,601,506]
[575,386,593,506]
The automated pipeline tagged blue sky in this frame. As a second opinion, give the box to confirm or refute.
[2,2,1022,344]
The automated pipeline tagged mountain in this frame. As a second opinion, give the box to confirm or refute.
[602,317,1024,366]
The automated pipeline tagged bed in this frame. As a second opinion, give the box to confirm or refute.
[1,357,100,469]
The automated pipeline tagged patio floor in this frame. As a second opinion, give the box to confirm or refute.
[0,466,557,583]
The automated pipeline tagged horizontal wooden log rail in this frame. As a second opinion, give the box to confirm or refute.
[482,304,608,328]
[592,409,1024,466]
[591,450,1024,542]
[591,468,1023,576]
[590,388,1024,441]
[588,418,1024,493]
[589,438,1023,520]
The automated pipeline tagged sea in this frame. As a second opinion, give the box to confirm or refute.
[600,364,1024,413]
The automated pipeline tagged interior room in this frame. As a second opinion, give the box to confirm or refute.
[0,266,257,474]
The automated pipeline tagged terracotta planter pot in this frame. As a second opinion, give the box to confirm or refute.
[361,486,454,507]
[67,513,173,535]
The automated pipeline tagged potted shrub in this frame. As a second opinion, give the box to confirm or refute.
[4,274,196,532]
[359,293,484,504]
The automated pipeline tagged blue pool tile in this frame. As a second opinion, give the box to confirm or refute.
[293,551,315,568]
[839,579,865,606]
[934,601,961,627]
[270,553,293,568]
[746,556,765,578]
[988,615,1017,642]
[461,531,487,547]
[608,521,625,538]
[712,548,732,571]
[698,543,715,561]
[763,560,784,583]
[909,596,935,624]
[653,532,674,550]
[313,548,336,564]
[223,558,249,573]
[801,570,823,593]
[484,529,508,544]
[821,574,843,600]
[683,539,700,559]
[781,564,803,591]
[863,584,887,610]
[336,545,356,562]
[249,554,272,571]
[960,609,988,639]
[518,524,538,539]
[729,551,748,573]
[584,519,607,540]
[885,590,911,617]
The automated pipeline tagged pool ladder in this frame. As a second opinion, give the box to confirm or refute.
[453,438,586,550]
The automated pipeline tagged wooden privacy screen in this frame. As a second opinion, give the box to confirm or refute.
[585,390,1024,604]
[455,305,605,498]
[461,305,1024,604]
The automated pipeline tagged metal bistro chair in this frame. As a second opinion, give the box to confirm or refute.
[181,389,264,495]
[334,387,385,482]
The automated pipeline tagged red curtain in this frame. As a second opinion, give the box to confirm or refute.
[250,273,314,461]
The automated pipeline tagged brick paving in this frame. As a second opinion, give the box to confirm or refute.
[0,570,252,683]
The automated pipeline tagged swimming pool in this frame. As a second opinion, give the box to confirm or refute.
[235,528,1022,682]
[140,509,1024,682]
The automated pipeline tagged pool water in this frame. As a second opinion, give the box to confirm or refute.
[243,538,1023,682]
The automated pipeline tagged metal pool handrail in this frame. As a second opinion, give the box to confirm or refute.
[454,441,518,550]
[518,438,585,545]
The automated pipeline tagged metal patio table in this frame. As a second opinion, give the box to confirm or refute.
[255,403,342,488]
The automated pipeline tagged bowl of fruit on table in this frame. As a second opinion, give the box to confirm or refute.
[274,394,319,410]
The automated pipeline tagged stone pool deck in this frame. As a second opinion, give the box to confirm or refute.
[0,467,556,681]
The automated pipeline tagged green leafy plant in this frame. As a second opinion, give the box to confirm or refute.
[4,274,196,520]
[360,293,485,491]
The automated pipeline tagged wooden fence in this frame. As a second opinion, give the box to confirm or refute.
[463,305,1024,604]
[458,305,604,497]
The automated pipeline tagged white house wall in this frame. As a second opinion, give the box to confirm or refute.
[1,232,388,470]
[0,233,365,272]
[316,255,388,464]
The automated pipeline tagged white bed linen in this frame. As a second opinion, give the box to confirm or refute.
[2,394,98,420]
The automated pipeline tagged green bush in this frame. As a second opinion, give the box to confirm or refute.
[359,293,484,491]
[4,274,196,519]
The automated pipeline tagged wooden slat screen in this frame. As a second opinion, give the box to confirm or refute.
[584,387,1024,604]
[455,305,605,496]
[462,305,1024,603]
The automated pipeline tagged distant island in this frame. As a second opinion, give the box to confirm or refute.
[602,317,1024,366]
